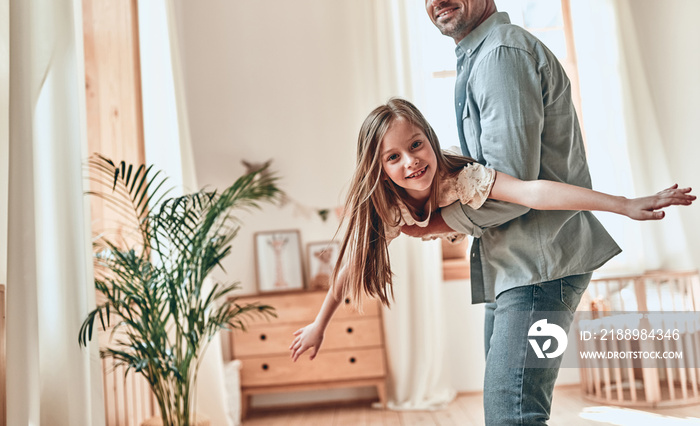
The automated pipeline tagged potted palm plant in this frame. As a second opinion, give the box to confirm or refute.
[79,155,279,426]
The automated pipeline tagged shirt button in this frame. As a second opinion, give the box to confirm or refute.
[467,48,472,54]
[460,65,464,71]
[458,102,462,107]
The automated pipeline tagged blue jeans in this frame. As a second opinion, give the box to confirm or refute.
[482,273,592,425]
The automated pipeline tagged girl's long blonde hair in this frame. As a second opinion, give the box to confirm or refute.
[332,98,475,309]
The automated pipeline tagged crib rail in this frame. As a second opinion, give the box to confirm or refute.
[577,270,700,407]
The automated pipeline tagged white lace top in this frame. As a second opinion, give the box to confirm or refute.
[385,162,496,244]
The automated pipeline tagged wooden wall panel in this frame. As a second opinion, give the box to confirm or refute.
[82,0,145,235]
[81,0,150,424]
[82,0,144,161]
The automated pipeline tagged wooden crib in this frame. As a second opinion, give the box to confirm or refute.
[576,270,700,407]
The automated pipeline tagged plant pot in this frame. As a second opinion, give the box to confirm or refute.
[141,414,210,426]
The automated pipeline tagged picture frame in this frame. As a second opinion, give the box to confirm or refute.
[254,230,305,293]
[306,240,340,291]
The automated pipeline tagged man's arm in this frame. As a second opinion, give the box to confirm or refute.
[465,46,546,220]
[401,198,526,238]
[441,199,529,237]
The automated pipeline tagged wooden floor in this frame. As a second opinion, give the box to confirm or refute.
[242,386,700,425]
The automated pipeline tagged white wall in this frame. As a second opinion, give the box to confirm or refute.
[174,0,377,298]
[627,0,700,269]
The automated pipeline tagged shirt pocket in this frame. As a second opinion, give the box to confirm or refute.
[461,103,481,160]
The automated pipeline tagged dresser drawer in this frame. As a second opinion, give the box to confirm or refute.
[239,347,386,387]
[235,291,380,325]
[232,317,383,357]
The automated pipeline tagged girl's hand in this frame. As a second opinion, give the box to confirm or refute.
[624,184,695,220]
[289,322,325,362]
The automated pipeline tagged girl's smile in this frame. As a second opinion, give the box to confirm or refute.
[380,118,438,203]
[406,166,428,179]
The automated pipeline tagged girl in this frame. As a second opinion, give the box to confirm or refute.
[289,98,694,362]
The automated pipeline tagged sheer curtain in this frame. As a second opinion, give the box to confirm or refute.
[370,0,456,410]
[6,0,105,424]
[137,1,230,424]
[570,0,694,274]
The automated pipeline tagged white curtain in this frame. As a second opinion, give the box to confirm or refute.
[370,0,456,410]
[571,0,694,274]
[6,0,105,424]
[137,1,230,425]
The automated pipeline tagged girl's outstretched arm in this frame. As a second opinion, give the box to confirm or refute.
[289,267,348,361]
[489,172,695,220]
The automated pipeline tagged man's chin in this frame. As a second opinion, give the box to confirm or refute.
[438,24,460,39]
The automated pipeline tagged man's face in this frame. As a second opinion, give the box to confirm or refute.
[425,0,492,43]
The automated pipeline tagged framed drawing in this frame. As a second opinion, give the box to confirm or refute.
[306,240,340,290]
[254,230,305,292]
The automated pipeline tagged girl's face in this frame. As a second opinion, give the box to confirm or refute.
[380,118,437,203]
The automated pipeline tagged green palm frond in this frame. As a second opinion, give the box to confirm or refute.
[79,154,280,426]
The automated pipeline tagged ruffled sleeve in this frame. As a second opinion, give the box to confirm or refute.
[455,163,496,209]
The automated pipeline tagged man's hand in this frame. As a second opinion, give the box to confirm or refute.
[401,210,454,238]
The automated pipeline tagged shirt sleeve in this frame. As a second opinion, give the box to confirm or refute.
[455,163,496,209]
[455,45,545,227]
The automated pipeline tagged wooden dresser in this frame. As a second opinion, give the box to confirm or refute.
[229,290,387,417]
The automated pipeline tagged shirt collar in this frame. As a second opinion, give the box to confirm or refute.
[455,11,511,57]
[394,197,433,227]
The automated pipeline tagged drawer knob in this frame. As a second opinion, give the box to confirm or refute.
[262,363,269,371]
[259,334,267,341]
[349,357,356,364]
[346,327,353,334]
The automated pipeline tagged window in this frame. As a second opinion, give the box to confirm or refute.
[500,0,584,131]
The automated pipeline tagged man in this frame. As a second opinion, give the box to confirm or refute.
[406,0,621,424]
